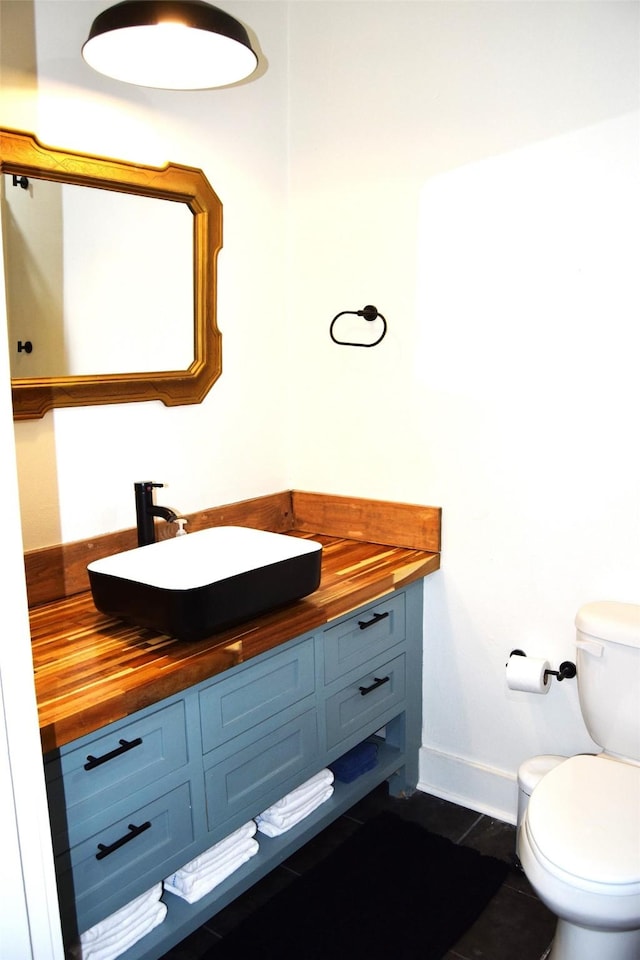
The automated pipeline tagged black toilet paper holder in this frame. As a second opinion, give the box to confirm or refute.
[509,649,577,682]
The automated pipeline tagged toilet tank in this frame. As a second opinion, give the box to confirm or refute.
[575,601,640,762]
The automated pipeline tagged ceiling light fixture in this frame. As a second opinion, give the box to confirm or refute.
[82,0,258,90]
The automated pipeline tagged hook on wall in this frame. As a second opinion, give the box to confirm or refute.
[329,304,387,348]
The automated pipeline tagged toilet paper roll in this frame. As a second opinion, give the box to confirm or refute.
[506,655,551,694]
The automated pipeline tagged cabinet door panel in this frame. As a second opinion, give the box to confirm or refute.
[58,782,193,933]
[323,595,405,683]
[204,710,319,829]
[199,639,315,754]
[325,653,406,748]
[46,700,188,848]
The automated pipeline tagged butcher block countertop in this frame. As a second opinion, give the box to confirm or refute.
[28,492,441,753]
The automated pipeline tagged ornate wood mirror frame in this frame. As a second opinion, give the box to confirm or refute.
[1,129,222,420]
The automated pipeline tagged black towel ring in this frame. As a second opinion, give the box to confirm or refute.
[329,304,387,348]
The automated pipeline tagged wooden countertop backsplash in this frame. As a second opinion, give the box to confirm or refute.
[26,492,441,752]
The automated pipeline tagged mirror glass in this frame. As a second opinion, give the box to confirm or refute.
[4,176,193,378]
[0,129,222,419]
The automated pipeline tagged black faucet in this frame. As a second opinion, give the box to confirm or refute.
[134,481,180,547]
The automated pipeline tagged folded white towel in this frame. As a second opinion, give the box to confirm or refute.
[270,784,328,818]
[173,821,257,875]
[164,841,259,903]
[80,901,166,960]
[256,785,334,836]
[79,884,163,944]
[266,769,334,813]
[255,770,334,826]
[165,838,259,894]
[255,769,334,825]
[257,783,333,829]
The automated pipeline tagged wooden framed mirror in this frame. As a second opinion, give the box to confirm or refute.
[1,129,222,420]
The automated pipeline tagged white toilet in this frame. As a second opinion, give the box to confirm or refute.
[518,601,640,960]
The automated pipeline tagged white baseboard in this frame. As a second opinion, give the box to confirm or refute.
[418,745,518,825]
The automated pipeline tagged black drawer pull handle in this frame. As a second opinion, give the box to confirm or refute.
[96,821,151,860]
[358,611,389,631]
[84,737,143,771]
[359,675,390,696]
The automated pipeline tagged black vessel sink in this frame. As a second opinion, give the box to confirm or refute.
[88,526,322,640]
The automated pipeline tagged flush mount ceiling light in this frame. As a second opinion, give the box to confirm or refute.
[82,0,258,89]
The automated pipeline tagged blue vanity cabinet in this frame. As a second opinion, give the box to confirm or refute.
[200,635,321,833]
[44,697,200,937]
[322,592,406,683]
[322,593,407,750]
[43,580,424,960]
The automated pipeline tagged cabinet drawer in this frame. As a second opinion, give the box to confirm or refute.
[45,701,188,848]
[59,781,194,934]
[325,653,406,748]
[199,638,315,755]
[323,595,406,684]
[204,709,319,830]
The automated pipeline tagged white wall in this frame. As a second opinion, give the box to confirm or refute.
[1,6,639,951]
[4,0,291,548]
[1,2,291,954]
[287,1,640,819]
[0,169,64,960]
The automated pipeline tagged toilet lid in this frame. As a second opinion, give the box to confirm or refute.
[527,754,640,886]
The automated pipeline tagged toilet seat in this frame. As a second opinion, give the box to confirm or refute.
[527,754,640,891]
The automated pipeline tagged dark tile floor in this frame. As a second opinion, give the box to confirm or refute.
[160,784,556,960]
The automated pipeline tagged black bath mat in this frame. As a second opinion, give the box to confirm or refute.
[207,811,510,960]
